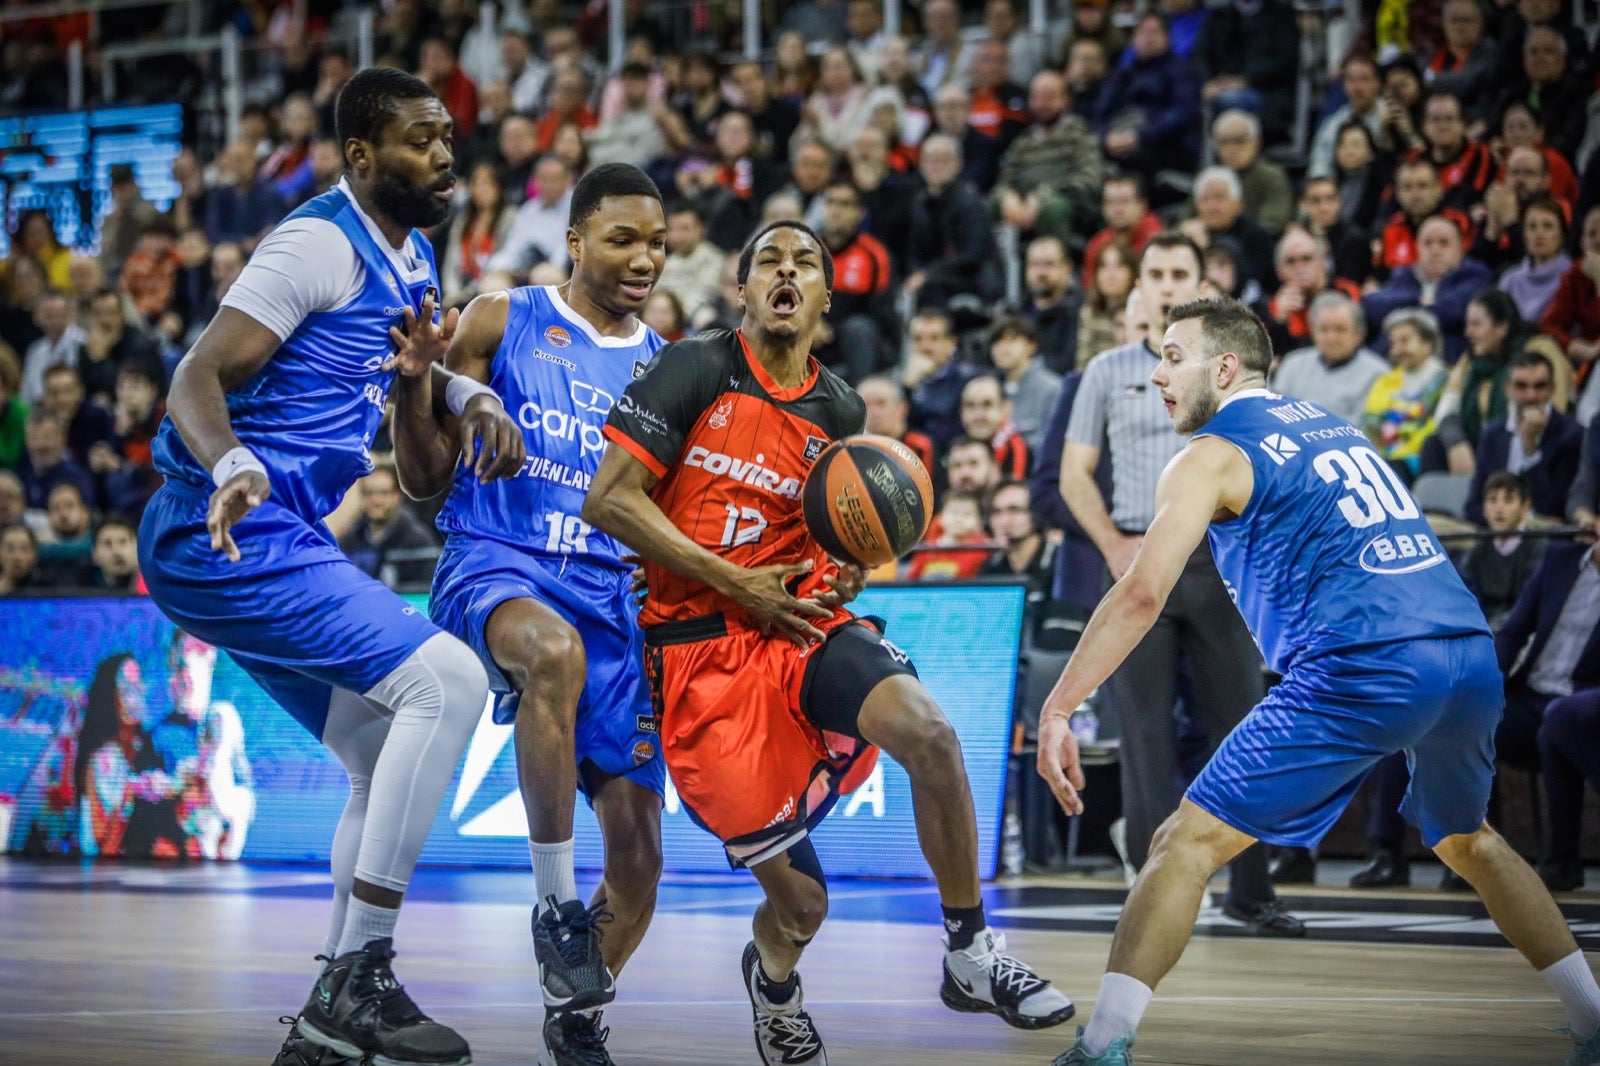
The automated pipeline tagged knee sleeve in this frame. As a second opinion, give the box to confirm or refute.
[349,634,489,892]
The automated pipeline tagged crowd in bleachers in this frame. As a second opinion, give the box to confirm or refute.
[3,0,1600,873]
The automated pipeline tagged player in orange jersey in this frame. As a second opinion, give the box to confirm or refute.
[583,220,1073,1065]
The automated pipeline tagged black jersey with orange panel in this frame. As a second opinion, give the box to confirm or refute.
[603,328,866,628]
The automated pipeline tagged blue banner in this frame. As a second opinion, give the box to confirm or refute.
[0,585,1021,878]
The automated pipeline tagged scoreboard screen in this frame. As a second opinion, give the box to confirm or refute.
[0,103,183,255]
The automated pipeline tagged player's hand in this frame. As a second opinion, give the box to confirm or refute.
[1036,709,1087,816]
[804,561,869,610]
[623,553,648,601]
[721,559,834,647]
[458,393,525,482]
[206,470,271,563]
[385,292,459,377]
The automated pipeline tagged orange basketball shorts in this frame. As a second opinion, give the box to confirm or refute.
[644,613,916,868]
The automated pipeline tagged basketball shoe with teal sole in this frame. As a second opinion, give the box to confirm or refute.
[1051,1027,1134,1065]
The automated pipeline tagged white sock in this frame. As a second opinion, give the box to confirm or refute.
[336,897,400,956]
[1082,972,1153,1055]
[1543,950,1600,1039]
[530,838,578,917]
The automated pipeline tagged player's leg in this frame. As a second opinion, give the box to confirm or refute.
[744,839,830,1066]
[1058,668,1388,1064]
[205,595,484,1063]
[431,546,615,1015]
[826,625,1073,1030]
[142,494,484,1063]
[585,766,664,975]
[1410,637,1600,1062]
[229,649,480,1066]
[1053,800,1256,1066]
[486,597,585,898]
[296,632,486,1066]
[540,768,659,1066]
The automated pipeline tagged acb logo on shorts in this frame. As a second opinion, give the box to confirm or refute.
[631,740,656,766]
[544,325,572,348]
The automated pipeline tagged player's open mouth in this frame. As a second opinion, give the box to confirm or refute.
[620,278,653,300]
[770,285,799,315]
[432,180,456,202]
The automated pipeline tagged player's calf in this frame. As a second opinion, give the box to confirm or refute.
[593,833,661,972]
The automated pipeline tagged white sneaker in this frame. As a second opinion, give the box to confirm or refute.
[940,927,1076,1030]
[742,940,826,1065]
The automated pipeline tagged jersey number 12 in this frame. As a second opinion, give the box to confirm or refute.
[1312,445,1419,529]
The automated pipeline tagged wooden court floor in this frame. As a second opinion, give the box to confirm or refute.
[0,859,1587,1066]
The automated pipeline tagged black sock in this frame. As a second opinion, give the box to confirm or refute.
[757,961,799,1004]
[942,904,987,951]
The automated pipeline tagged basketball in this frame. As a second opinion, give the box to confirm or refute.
[802,434,935,568]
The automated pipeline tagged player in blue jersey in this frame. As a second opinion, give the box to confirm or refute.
[138,69,525,1066]
[1040,297,1600,1066]
[391,162,667,1066]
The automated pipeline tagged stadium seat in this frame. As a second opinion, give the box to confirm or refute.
[1411,472,1473,520]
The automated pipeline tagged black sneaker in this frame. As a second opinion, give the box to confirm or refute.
[533,896,616,1011]
[271,1015,363,1065]
[1222,898,1307,938]
[539,1009,614,1066]
[295,939,471,1066]
[742,940,827,1065]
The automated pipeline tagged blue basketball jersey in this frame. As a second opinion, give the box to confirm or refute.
[1195,389,1489,675]
[435,285,664,570]
[151,186,439,524]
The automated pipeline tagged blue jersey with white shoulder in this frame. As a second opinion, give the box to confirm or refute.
[1195,389,1489,675]
[151,185,439,524]
[435,285,664,570]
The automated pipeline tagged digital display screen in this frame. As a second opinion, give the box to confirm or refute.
[0,585,1022,879]
[0,103,183,255]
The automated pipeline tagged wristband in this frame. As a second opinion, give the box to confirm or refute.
[212,446,269,489]
[446,375,500,416]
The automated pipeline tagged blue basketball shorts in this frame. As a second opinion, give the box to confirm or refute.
[430,536,664,800]
[138,482,443,739]
[1186,633,1503,848]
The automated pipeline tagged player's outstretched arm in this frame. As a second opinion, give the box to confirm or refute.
[168,308,283,562]
[1036,438,1252,814]
[392,292,522,498]
[582,444,834,646]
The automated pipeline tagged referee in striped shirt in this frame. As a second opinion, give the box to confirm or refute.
[1058,231,1304,936]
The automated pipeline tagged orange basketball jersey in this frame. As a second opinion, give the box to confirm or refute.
[603,329,867,629]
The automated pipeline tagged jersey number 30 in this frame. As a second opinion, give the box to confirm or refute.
[1312,445,1419,529]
